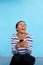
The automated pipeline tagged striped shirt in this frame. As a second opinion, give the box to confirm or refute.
[11,33,33,55]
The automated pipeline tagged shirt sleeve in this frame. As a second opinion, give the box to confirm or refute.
[11,34,19,54]
[25,34,33,55]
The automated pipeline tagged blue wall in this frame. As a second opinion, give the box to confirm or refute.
[0,0,43,57]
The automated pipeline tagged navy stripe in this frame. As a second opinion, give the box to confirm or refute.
[26,36,32,39]
[18,49,26,51]
[11,43,16,44]
[11,38,19,40]
[27,40,33,42]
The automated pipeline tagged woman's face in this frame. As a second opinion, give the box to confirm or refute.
[16,22,26,34]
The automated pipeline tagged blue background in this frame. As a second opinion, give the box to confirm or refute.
[0,0,43,57]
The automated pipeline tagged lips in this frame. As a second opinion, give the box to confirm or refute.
[22,28,24,30]
[21,28,25,30]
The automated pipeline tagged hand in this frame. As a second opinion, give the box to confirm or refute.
[16,42,21,48]
[20,42,28,48]
[23,42,28,48]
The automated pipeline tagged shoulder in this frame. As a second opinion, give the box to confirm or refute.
[11,34,18,38]
[25,33,33,42]
[26,33,32,39]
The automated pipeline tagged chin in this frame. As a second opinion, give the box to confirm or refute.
[21,31,25,34]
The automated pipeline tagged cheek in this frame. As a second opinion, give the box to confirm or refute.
[24,27,26,30]
[17,27,21,31]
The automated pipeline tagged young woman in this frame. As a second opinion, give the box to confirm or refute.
[10,21,35,65]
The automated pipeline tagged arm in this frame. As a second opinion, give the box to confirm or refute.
[26,34,33,55]
[27,42,32,55]
[11,34,18,54]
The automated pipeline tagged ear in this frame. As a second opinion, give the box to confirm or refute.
[16,28,18,30]
[16,28,18,32]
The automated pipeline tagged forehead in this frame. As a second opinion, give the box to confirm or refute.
[18,22,26,25]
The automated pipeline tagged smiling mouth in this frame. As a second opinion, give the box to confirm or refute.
[22,29,24,30]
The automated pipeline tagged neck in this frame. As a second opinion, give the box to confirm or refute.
[17,32,27,40]
[18,32,25,36]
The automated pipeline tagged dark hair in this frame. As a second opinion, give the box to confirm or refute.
[16,21,26,32]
